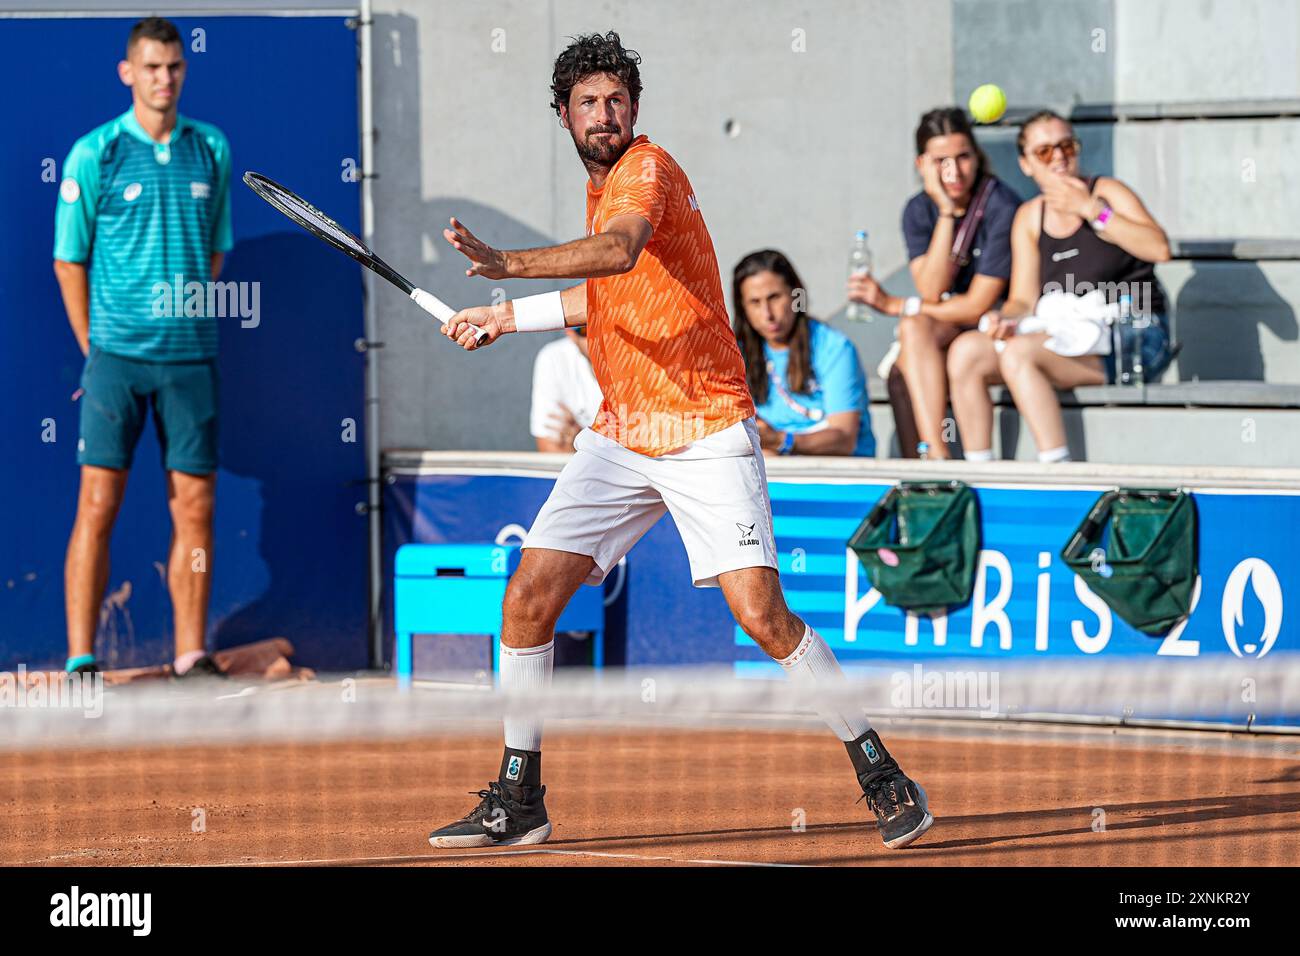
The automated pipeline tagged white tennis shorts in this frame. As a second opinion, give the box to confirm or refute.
[523,417,779,588]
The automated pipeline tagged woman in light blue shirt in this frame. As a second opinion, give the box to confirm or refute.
[732,249,876,457]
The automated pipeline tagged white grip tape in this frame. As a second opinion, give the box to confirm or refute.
[512,290,567,332]
[409,288,453,322]
[410,288,488,342]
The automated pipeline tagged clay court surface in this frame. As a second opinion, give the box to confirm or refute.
[4,724,1298,867]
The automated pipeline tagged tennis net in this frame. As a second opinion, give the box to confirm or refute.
[2,656,1298,867]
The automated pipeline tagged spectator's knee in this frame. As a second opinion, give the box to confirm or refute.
[997,336,1040,380]
[896,313,933,346]
[946,333,984,381]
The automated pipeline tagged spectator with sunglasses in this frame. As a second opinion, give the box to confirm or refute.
[847,108,1020,459]
[529,325,603,451]
[733,249,875,457]
[946,110,1172,463]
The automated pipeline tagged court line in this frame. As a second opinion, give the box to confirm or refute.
[196,848,812,868]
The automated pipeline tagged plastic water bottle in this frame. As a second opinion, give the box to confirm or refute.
[1116,292,1145,386]
[846,230,873,323]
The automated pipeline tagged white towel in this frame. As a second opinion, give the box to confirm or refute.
[980,290,1114,356]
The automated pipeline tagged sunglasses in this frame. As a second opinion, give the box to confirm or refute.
[1028,137,1080,164]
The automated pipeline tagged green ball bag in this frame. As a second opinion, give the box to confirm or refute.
[1060,488,1199,636]
[847,480,981,616]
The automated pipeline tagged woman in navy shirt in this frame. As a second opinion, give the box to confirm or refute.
[733,249,875,457]
[848,108,1020,458]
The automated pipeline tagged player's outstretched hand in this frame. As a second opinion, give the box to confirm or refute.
[444,217,510,279]
[443,305,505,351]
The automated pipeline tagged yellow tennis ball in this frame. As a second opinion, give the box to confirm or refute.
[968,84,1007,124]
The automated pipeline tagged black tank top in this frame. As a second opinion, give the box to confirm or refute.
[1037,177,1166,315]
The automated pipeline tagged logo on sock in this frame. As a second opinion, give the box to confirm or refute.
[506,755,523,781]
[861,739,881,764]
[735,522,760,547]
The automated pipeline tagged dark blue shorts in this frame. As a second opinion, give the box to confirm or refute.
[78,346,219,475]
[1103,313,1172,385]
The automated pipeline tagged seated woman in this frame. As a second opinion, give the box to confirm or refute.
[848,107,1020,459]
[947,110,1173,462]
[733,249,875,457]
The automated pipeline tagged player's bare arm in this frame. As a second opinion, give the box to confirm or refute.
[443,213,651,280]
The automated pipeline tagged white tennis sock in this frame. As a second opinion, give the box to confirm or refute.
[499,640,553,752]
[964,448,995,462]
[1037,445,1072,463]
[776,625,871,742]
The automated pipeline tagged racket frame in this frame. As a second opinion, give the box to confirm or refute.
[242,172,489,345]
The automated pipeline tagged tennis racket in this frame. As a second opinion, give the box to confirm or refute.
[242,172,489,345]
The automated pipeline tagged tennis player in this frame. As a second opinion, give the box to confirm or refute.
[429,32,932,851]
[53,17,232,678]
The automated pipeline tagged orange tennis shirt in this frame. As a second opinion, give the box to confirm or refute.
[584,135,755,456]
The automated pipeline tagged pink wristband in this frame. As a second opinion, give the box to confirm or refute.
[1091,204,1113,231]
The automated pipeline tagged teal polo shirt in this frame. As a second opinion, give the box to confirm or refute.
[54,108,233,361]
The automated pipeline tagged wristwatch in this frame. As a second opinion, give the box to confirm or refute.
[778,431,796,455]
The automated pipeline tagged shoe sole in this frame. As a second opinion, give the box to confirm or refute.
[883,784,935,850]
[429,821,552,850]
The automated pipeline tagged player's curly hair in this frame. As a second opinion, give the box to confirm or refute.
[550,31,643,117]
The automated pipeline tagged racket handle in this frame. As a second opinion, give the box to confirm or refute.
[409,288,491,346]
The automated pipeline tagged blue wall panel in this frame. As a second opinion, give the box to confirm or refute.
[0,16,368,670]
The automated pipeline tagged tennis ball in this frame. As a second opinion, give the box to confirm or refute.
[968,84,1007,124]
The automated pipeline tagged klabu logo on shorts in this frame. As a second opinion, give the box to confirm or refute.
[506,755,523,781]
[861,739,881,764]
[735,522,760,547]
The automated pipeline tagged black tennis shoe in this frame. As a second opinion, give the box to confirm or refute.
[861,770,933,848]
[172,655,227,680]
[428,781,551,849]
[846,729,934,849]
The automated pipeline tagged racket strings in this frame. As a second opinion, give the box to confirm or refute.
[245,173,367,256]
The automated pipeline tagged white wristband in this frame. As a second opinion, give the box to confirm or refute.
[901,296,922,317]
[512,290,566,332]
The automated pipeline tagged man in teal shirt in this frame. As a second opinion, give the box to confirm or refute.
[53,17,232,678]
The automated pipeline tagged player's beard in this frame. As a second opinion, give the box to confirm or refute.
[573,125,631,172]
